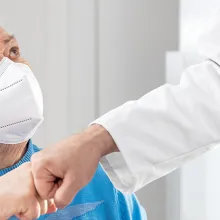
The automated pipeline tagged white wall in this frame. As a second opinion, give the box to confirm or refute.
[98,1,179,114]
[66,0,98,133]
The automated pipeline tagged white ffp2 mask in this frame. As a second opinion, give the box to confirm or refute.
[0,57,44,144]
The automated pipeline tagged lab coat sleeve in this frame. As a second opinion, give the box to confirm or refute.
[94,60,220,193]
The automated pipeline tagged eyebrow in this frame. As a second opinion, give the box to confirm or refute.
[3,35,15,44]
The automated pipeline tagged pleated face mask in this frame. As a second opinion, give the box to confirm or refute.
[0,57,44,144]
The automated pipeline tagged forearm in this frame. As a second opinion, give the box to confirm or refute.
[85,124,119,157]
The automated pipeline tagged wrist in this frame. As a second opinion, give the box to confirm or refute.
[85,124,119,157]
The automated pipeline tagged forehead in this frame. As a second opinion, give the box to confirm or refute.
[0,27,17,46]
[0,27,8,39]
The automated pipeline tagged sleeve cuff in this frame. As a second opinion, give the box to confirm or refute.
[100,152,136,194]
[91,102,139,193]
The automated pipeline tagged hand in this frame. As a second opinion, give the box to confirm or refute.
[31,125,117,208]
[0,162,57,220]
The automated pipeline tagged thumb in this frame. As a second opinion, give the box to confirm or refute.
[54,174,78,209]
[32,165,58,200]
[36,178,58,200]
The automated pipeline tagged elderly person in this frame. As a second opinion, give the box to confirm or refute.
[0,27,56,219]
[0,27,147,219]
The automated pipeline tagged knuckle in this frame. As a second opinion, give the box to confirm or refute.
[31,153,43,165]
[32,155,51,170]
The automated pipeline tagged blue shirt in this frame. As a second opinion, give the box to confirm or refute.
[0,141,147,220]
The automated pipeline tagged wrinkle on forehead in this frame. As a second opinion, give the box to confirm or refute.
[0,27,12,41]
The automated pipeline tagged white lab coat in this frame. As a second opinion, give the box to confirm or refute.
[94,12,220,193]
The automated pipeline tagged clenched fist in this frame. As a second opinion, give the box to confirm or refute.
[31,125,117,209]
[0,163,56,220]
